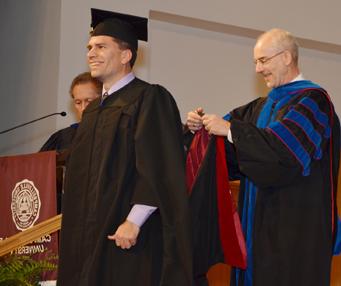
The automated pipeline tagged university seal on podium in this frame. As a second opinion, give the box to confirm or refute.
[11,179,41,231]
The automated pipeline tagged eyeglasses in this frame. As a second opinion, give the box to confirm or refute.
[254,50,285,65]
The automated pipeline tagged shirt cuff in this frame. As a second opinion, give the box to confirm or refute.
[126,204,157,227]
[227,128,233,143]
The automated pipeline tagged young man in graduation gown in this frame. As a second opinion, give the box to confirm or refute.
[57,9,192,286]
[40,72,102,152]
[187,28,340,286]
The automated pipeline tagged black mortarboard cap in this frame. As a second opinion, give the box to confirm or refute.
[90,8,148,51]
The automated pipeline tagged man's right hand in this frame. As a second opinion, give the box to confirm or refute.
[186,107,204,132]
[107,220,140,250]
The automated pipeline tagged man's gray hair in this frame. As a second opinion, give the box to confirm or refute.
[258,28,299,65]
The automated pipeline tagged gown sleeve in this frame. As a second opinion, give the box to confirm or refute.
[230,89,334,188]
[132,84,187,207]
[132,84,193,285]
[40,131,60,151]
[39,126,77,152]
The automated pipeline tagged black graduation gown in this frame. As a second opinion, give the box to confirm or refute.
[40,125,78,152]
[228,89,340,286]
[40,125,78,213]
[57,78,192,286]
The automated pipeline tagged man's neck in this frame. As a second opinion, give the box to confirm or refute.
[103,68,132,91]
[102,72,135,96]
[281,67,301,86]
[290,73,304,82]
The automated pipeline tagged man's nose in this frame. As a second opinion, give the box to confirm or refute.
[87,48,95,58]
[255,62,264,73]
[81,102,88,112]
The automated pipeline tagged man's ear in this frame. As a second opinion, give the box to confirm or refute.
[121,49,132,65]
[283,50,293,66]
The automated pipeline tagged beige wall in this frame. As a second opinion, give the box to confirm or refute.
[1,0,341,155]
[0,0,61,155]
[149,18,341,120]
[57,0,341,124]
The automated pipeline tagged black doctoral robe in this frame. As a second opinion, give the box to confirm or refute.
[40,124,78,152]
[40,124,78,213]
[57,78,192,286]
[227,86,340,286]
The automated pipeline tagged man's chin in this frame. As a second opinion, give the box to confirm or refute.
[266,81,273,88]
[264,79,275,88]
[90,70,101,79]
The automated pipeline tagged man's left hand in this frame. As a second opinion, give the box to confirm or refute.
[108,220,140,249]
[202,114,230,136]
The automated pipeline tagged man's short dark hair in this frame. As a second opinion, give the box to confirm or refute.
[113,38,137,68]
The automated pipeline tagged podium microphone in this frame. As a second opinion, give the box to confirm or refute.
[0,112,67,135]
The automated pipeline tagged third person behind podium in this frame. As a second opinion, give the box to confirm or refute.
[40,72,101,152]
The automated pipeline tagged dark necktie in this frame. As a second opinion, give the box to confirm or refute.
[101,92,109,104]
[102,92,109,100]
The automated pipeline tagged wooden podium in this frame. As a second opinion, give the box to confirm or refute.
[0,151,60,280]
